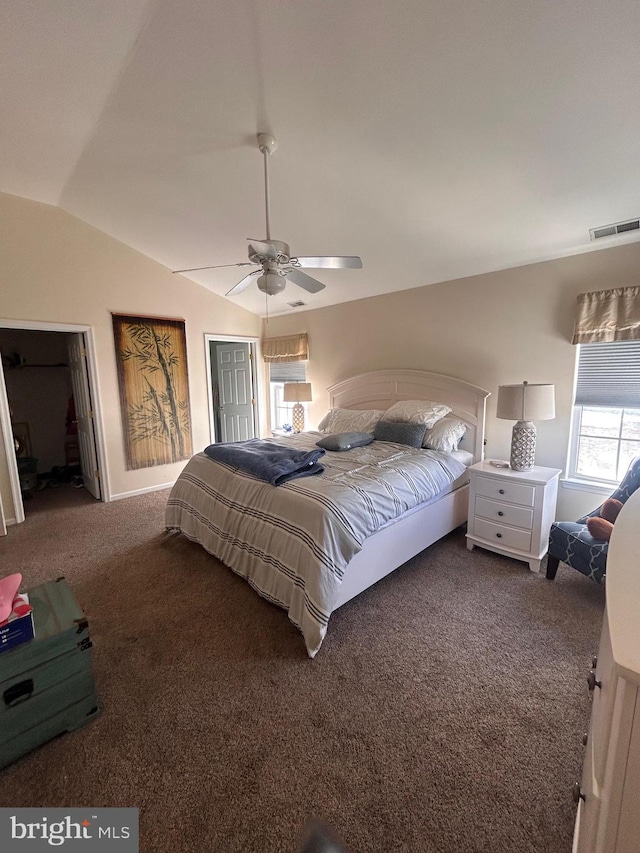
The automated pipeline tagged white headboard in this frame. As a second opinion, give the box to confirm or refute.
[327,369,490,462]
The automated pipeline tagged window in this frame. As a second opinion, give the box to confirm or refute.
[570,341,640,484]
[269,362,307,430]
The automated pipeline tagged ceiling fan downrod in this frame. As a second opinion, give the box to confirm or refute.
[257,133,277,242]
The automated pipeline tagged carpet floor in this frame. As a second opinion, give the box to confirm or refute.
[0,486,604,852]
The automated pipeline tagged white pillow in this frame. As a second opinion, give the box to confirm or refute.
[422,417,467,452]
[383,399,451,429]
[317,408,384,434]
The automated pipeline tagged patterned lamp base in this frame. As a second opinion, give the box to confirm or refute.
[510,421,536,471]
[292,402,305,433]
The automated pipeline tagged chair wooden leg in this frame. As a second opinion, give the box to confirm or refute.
[546,554,560,580]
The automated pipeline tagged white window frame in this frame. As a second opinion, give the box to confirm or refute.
[268,362,308,431]
[270,382,293,430]
[568,405,640,488]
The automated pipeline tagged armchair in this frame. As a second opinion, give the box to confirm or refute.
[546,456,640,585]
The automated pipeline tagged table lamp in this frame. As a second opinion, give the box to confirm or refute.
[283,382,312,433]
[496,381,555,471]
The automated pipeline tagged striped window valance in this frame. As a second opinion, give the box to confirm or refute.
[575,341,640,408]
[572,286,640,344]
[262,333,308,363]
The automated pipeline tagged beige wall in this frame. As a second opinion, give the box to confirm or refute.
[264,240,640,519]
[0,191,260,519]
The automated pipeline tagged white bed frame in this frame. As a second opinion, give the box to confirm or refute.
[328,369,490,610]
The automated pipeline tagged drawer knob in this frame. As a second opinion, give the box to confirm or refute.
[499,488,505,494]
[587,670,602,692]
[572,782,585,804]
[498,511,504,517]
[496,533,502,539]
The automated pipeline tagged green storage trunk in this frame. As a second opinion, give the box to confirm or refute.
[0,577,100,769]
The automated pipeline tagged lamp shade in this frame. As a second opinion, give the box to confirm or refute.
[283,382,312,403]
[496,382,555,422]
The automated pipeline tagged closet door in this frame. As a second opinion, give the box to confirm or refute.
[67,334,101,499]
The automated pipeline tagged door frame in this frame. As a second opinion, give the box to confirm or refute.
[0,318,110,525]
[204,334,262,443]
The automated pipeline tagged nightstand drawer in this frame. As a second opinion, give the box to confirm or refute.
[475,497,534,530]
[473,518,532,551]
[474,476,535,507]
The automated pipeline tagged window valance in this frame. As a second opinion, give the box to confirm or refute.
[572,286,640,344]
[262,333,308,363]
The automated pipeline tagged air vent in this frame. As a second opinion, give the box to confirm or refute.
[287,300,306,308]
[590,218,640,241]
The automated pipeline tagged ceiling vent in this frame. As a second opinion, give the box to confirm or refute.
[287,300,306,308]
[590,218,640,241]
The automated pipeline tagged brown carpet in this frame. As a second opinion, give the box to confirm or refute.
[0,486,604,852]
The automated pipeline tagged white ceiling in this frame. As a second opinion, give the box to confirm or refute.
[3,0,640,317]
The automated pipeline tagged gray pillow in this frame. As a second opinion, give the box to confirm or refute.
[373,420,427,448]
[316,432,374,452]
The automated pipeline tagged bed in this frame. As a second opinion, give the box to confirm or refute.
[165,369,490,656]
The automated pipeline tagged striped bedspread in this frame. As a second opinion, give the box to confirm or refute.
[165,433,466,657]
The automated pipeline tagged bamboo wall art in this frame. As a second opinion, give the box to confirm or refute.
[112,314,193,469]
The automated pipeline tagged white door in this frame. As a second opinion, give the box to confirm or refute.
[215,343,255,442]
[67,334,101,499]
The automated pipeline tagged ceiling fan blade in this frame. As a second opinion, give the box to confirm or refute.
[226,270,261,296]
[172,262,256,274]
[294,256,363,270]
[247,238,278,260]
[286,268,326,294]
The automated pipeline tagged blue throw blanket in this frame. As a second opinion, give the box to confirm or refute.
[203,440,325,486]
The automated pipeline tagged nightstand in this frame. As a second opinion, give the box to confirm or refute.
[465,461,561,572]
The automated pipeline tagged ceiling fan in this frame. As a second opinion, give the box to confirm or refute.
[172,133,362,297]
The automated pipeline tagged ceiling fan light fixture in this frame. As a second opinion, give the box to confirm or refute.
[257,268,286,296]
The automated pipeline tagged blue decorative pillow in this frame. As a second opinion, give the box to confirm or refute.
[316,432,374,452]
[373,421,427,448]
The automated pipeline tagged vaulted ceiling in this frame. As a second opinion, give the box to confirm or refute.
[3,1,640,316]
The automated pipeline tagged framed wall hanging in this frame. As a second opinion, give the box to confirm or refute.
[112,314,192,470]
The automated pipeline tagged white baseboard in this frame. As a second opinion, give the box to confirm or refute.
[109,482,175,501]
[4,517,17,527]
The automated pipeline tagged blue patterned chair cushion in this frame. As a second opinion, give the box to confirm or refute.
[547,522,609,584]
[548,456,640,585]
